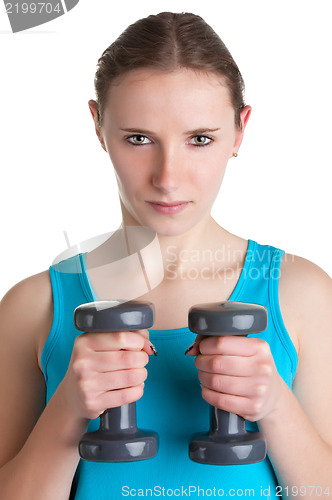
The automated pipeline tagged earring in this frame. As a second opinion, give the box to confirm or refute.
[233,153,238,157]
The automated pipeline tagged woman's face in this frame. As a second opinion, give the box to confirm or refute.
[90,68,250,237]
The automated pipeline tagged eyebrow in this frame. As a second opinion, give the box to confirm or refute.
[120,127,221,135]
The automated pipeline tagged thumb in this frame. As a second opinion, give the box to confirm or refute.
[185,334,205,356]
[134,329,158,357]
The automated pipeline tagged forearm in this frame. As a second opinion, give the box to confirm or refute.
[0,387,89,500]
[259,379,332,499]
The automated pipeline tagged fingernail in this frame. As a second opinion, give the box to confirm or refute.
[185,342,196,355]
[149,342,158,356]
[141,382,145,389]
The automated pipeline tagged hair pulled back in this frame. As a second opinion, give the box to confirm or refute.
[94,12,246,129]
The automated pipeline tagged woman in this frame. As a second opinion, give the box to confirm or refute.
[0,11,331,500]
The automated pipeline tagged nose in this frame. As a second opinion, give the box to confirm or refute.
[152,146,184,194]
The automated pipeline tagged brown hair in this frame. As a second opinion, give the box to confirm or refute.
[94,12,246,129]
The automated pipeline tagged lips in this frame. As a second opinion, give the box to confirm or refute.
[146,201,190,215]
[148,201,188,206]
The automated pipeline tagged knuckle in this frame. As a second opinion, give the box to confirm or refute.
[215,337,224,350]
[72,357,90,378]
[118,350,133,367]
[124,369,143,387]
[115,331,145,350]
[255,383,268,397]
[113,331,128,347]
[254,400,263,414]
[84,396,99,415]
[215,393,227,410]
[117,350,147,369]
[74,333,89,352]
[210,373,222,392]
[248,399,262,417]
[258,340,271,358]
[123,350,146,368]
[115,390,129,407]
[210,356,222,373]
[115,386,142,406]
[118,349,130,366]
[260,363,273,377]
[78,377,93,396]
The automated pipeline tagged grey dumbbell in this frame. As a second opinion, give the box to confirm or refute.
[74,300,158,462]
[188,301,268,465]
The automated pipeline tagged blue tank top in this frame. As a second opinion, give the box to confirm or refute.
[41,239,298,499]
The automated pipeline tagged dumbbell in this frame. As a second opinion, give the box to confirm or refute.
[74,300,158,462]
[188,301,268,465]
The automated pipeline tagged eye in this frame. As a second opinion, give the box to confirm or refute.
[189,135,213,147]
[127,135,152,146]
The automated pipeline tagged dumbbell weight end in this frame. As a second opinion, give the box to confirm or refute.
[79,404,158,462]
[189,406,266,465]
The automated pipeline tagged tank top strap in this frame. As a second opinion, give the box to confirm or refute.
[237,240,298,386]
[41,253,91,389]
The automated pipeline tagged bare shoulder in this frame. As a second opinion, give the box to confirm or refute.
[0,270,54,369]
[278,253,332,444]
[0,271,54,465]
[278,252,332,352]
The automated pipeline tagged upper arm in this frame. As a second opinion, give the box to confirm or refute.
[279,253,332,446]
[0,271,53,467]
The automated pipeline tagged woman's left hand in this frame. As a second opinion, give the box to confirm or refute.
[186,335,284,422]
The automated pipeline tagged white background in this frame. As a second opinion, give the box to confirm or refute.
[0,0,331,299]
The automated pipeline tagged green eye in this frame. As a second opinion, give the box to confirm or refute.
[128,135,151,145]
[189,135,212,146]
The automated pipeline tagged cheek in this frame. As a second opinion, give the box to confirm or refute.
[192,157,228,192]
[107,147,146,189]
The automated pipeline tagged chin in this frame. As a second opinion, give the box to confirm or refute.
[144,217,195,238]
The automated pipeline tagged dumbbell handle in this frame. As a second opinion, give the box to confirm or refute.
[210,407,246,437]
[99,405,138,435]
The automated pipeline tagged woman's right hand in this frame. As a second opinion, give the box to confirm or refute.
[58,330,156,421]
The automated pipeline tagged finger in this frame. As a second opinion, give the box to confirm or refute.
[198,371,261,398]
[198,336,266,357]
[142,338,158,356]
[77,331,147,352]
[90,368,148,392]
[82,350,149,372]
[133,328,150,340]
[201,385,256,420]
[96,385,145,412]
[195,354,255,377]
[127,329,157,356]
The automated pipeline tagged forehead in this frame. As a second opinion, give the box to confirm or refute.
[103,68,235,126]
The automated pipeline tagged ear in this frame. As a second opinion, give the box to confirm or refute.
[232,105,252,157]
[88,99,107,152]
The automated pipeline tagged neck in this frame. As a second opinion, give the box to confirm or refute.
[120,215,234,276]
[85,216,247,302]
